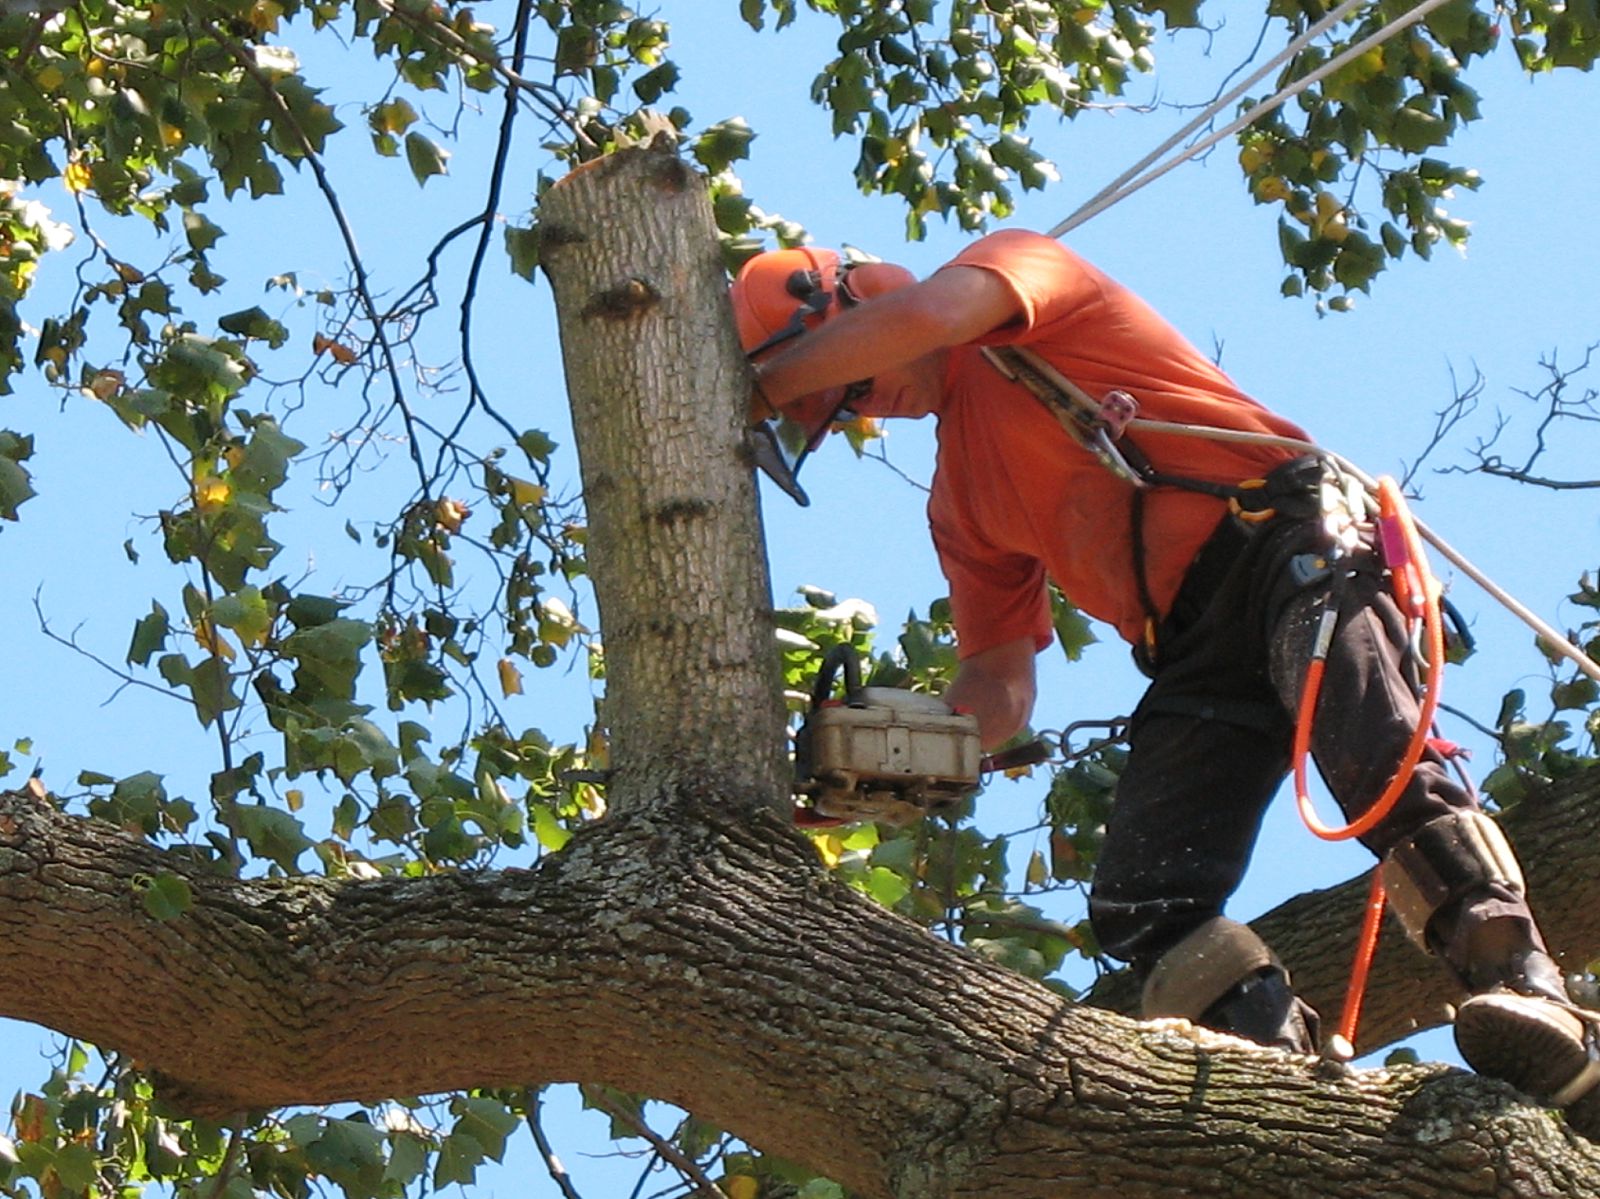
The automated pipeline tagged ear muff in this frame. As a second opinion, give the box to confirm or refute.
[730,247,845,358]
[729,248,916,506]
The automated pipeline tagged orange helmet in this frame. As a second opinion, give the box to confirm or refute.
[730,247,915,357]
[730,246,914,507]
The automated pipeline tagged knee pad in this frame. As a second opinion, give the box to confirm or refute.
[1141,916,1282,1021]
[1379,810,1525,952]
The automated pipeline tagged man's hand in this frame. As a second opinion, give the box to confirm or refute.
[944,636,1039,750]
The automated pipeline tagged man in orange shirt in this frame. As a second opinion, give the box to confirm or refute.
[732,230,1598,1117]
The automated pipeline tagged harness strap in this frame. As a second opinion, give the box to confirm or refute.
[983,345,1324,668]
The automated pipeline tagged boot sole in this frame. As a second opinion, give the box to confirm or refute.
[1454,992,1592,1103]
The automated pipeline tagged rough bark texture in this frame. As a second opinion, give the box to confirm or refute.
[3,782,1600,1199]
[3,148,1599,1199]
[537,146,789,817]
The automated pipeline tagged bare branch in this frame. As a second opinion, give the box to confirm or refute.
[1401,361,1484,491]
[524,1089,586,1199]
[1447,343,1600,489]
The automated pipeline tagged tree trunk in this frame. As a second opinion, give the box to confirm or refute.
[536,145,789,818]
[3,152,1600,1199]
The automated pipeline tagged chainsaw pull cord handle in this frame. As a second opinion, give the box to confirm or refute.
[810,643,864,709]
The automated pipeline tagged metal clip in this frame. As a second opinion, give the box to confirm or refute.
[1097,389,1138,439]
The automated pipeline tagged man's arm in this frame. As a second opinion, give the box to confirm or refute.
[753,264,1021,411]
[944,635,1038,750]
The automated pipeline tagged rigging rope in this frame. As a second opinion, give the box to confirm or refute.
[1049,0,1462,238]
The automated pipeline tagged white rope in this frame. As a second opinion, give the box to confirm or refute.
[1049,0,1459,238]
[1057,0,1369,240]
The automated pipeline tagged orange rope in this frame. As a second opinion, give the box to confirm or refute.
[1291,476,1446,1052]
[1292,477,1445,843]
[1336,870,1389,1049]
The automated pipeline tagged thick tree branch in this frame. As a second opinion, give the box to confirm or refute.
[3,783,1600,1198]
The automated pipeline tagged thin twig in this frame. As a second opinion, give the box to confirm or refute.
[204,1121,247,1199]
[598,1099,726,1199]
[210,23,435,502]
[33,593,188,707]
[523,1089,585,1199]
[436,0,536,474]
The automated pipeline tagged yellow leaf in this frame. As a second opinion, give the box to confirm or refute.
[286,789,304,811]
[63,162,92,193]
[813,833,843,868]
[249,0,283,32]
[724,1178,760,1199]
[194,475,231,511]
[497,657,523,697]
[35,64,64,91]
[1026,849,1047,888]
[192,619,236,662]
[1252,175,1291,204]
[509,477,546,507]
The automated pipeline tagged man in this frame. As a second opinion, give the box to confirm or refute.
[731,229,1599,1117]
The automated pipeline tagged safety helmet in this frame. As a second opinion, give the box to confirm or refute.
[730,247,914,505]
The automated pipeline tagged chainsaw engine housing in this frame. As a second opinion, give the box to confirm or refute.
[796,686,982,826]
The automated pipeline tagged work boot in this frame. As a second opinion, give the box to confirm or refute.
[1200,966,1320,1054]
[1378,811,1600,1122]
[1454,989,1600,1118]
[1141,916,1319,1054]
[1452,932,1600,1125]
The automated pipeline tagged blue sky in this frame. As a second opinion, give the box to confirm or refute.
[2,5,1598,1196]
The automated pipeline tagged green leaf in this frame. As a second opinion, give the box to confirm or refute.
[531,803,572,852]
[691,118,756,174]
[504,224,540,281]
[0,454,36,521]
[384,1132,428,1185]
[450,1097,518,1163]
[218,306,289,348]
[51,1143,97,1193]
[862,866,909,908]
[235,804,313,871]
[404,132,451,185]
[433,1132,485,1189]
[1050,590,1097,662]
[190,655,241,728]
[233,418,306,496]
[211,586,273,647]
[183,210,224,254]
[128,601,172,666]
[518,428,557,464]
[134,872,193,921]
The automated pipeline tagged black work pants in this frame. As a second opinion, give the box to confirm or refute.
[1088,507,1540,984]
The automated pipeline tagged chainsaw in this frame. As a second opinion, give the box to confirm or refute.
[793,645,983,827]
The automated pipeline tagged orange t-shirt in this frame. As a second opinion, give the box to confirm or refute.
[928,229,1313,655]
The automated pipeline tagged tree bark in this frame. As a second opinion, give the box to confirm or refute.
[536,145,789,818]
[3,782,1600,1199]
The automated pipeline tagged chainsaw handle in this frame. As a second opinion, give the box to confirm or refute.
[810,644,864,709]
